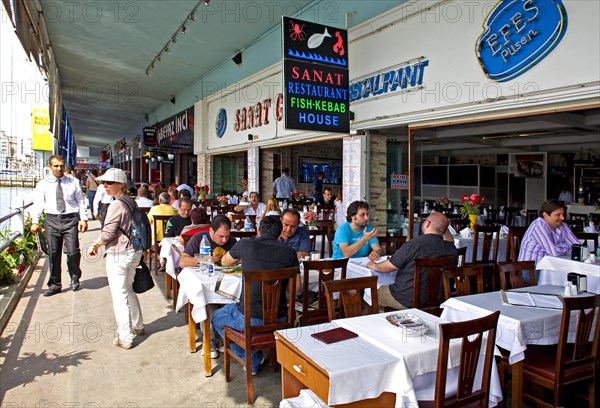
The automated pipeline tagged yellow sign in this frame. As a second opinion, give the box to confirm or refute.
[31,108,53,151]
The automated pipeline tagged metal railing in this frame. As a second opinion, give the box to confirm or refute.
[0,202,33,250]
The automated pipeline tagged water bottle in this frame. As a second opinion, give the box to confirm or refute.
[131,228,142,252]
[244,215,253,231]
[596,245,600,258]
[200,235,211,273]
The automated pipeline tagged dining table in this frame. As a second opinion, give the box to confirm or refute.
[276,309,503,407]
[159,237,184,279]
[440,285,596,408]
[346,256,397,304]
[454,234,509,263]
[537,255,600,294]
[175,267,242,376]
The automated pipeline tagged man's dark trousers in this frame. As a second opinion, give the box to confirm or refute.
[45,214,82,288]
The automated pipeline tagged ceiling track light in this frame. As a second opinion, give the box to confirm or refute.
[144,1,203,76]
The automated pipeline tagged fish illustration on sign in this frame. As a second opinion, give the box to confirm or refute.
[307,27,331,49]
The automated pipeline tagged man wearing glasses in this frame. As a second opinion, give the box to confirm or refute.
[164,197,193,237]
[30,155,88,296]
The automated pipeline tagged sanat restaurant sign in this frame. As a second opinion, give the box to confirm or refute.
[476,0,568,82]
[282,16,350,134]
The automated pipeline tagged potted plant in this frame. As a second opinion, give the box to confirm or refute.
[459,193,486,231]
[303,211,318,229]
[292,190,305,201]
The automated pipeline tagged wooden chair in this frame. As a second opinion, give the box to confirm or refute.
[565,219,585,233]
[377,236,407,255]
[308,228,327,259]
[230,230,257,239]
[214,203,237,216]
[223,266,300,404]
[496,261,536,291]
[590,213,600,225]
[315,219,334,257]
[575,232,599,250]
[316,204,335,221]
[451,218,469,232]
[139,206,151,213]
[323,276,379,321]
[570,213,588,222]
[525,209,538,226]
[150,214,172,275]
[472,224,500,291]
[485,208,505,226]
[413,256,457,315]
[521,295,600,407]
[442,265,485,299]
[287,198,311,211]
[507,226,527,262]
[505,207,521,227]
[455,246,467,267]
[418,311,500,408]
[298,258,349,326]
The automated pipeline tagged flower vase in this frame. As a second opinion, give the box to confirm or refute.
[308,223,317,230]
[469,214,478,231]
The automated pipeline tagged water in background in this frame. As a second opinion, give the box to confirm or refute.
[0,187,35,231]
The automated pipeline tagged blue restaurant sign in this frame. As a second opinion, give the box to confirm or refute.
[476,0,568,82]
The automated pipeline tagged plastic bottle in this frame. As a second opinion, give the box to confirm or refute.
[596,245,600,258]
[200,235,211,273]
[131,228,142,252]
[244,215,253,231]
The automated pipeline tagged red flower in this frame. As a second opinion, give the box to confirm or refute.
[17,264,26,273]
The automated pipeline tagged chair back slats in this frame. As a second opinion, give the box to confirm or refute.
[378,236,407,255]
[431,311,500,408]
[242,267,299,333]
[451,218,469,232]
[525,209,538,226]
[505,207,521,227]
[507,226,527,262]
[564,219,584,233]
[308,228,327,259]
[413,256,457,312]
[323,276,379,321]
[442,266,484,299]
[472,225,500,264]
[485,208,505,226]
[456,246,467,267]
[570,213,588,222]
[299,258,349,326]
[496,261,536,290]
[316,204,335,221]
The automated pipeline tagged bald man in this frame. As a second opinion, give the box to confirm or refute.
[367,212,458,310]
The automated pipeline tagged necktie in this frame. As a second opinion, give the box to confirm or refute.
[56,178,65,212]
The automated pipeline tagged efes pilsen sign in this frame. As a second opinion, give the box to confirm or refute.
[282,16,350,134]
[476,0,568,82]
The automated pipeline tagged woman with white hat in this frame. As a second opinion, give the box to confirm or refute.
[88,168,144,349]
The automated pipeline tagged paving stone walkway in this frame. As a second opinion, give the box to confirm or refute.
[0,219,282,407]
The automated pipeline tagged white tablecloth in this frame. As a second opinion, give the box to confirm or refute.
[454,235,508,263]
[175,267,241,322]
[537,255,600,294]
[159,237,184,278]
[278,309,502,407]
[440,285,591,364]
[346,257,397,305]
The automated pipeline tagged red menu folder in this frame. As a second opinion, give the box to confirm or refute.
[311,327,358,344]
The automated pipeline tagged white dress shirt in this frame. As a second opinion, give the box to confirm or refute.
[30,175,88,223]
[93,184,114,216]
[135,197,155,208]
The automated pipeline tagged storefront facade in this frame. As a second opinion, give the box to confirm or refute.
[192,0,598,236]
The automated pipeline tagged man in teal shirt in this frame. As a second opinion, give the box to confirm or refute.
[333,200,383,260]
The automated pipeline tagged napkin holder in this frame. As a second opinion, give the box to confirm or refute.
[567,272,587,293]
[571,244,588,262]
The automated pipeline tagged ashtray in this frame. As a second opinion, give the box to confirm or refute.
[386,313,429,336]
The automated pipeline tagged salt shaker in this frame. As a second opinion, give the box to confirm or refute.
[563,283,572,297]
[571,283,579,296]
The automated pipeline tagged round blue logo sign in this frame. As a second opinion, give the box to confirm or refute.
[215,108,227,138]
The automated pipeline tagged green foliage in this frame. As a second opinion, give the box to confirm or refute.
[0,214,42,283]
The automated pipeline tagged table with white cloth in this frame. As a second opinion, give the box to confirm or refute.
[175,267,242,376]
[440,285,595,408]
[537,255,600,294]
[454,235,509,263]
[276,309,502,407]
[346,257,397,304]
[159,237,184,278]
